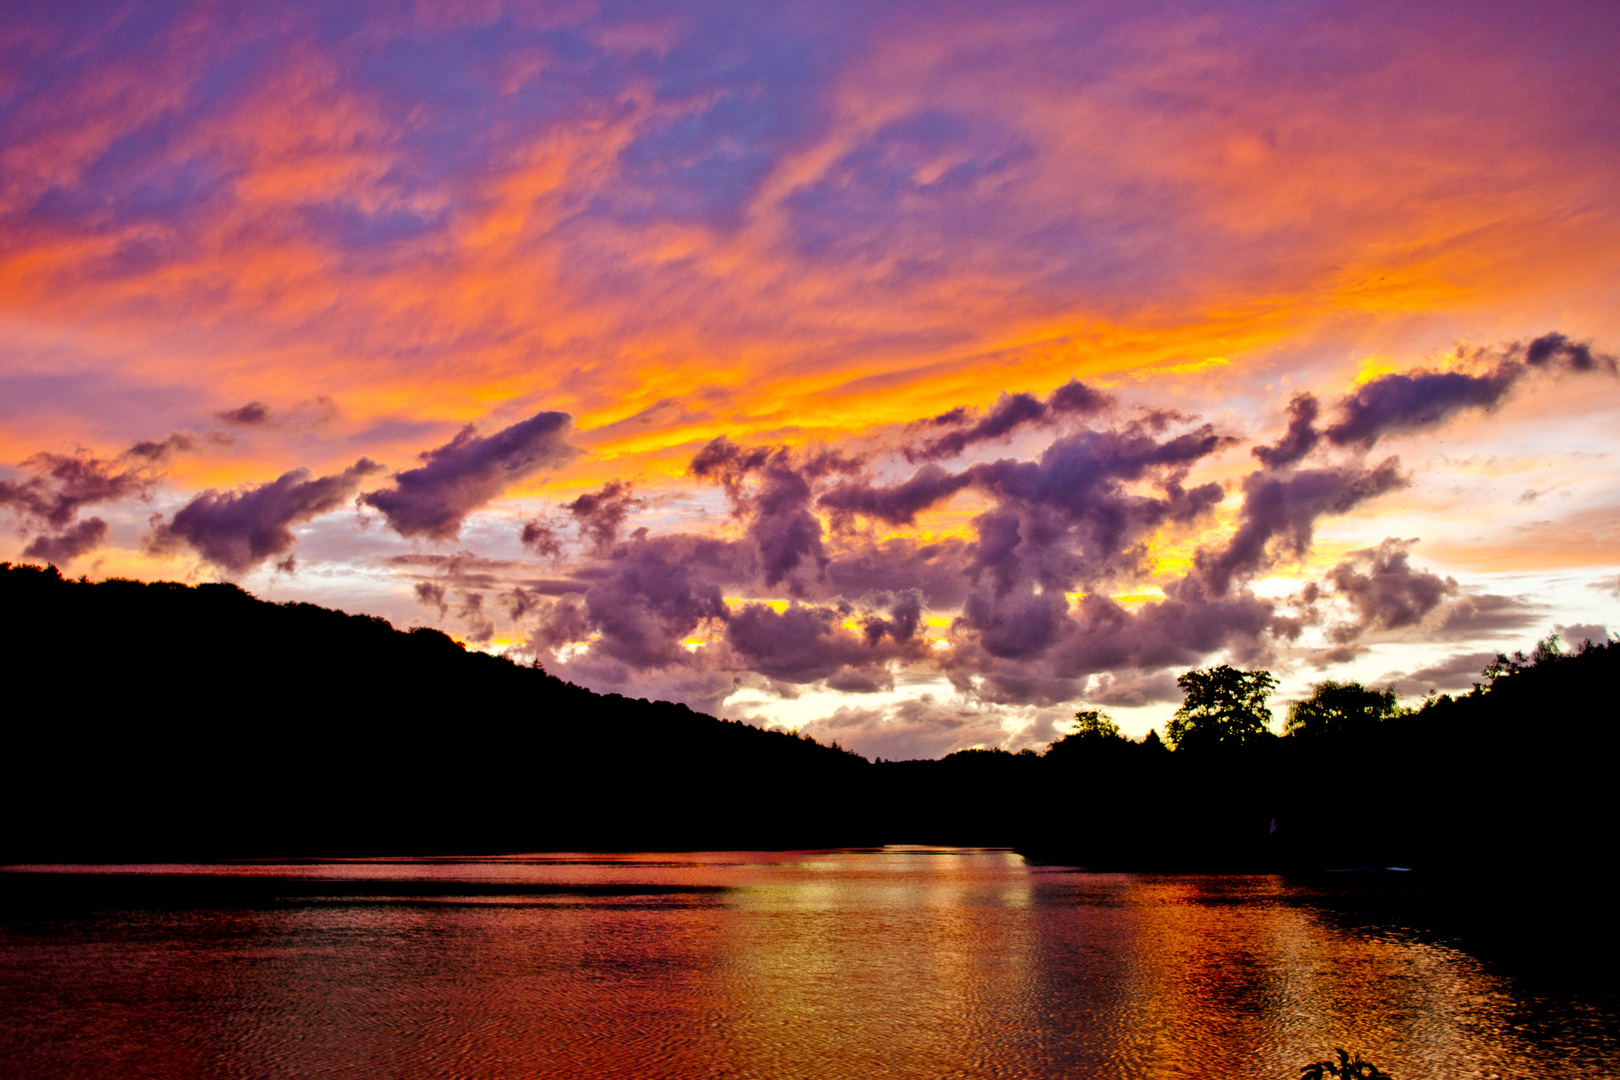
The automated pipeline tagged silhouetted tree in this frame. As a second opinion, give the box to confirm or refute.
[1285,680,1399,739]
[1481,633,1571,684]
[1166,664,1277,750]
[1045,709,1123,761]
[1072,708,1119,737]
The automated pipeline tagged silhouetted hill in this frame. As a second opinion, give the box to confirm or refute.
[5,561,1615,883]
[0,563,877,859]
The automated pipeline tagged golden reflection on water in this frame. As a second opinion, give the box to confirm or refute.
[0,852,1613,1080]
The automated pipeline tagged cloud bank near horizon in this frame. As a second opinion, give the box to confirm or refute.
[5,334,1614,759]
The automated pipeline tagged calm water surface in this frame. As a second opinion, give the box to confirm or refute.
[1,850,1613,1079]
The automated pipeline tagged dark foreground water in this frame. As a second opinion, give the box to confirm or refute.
[1,850,1614,1079]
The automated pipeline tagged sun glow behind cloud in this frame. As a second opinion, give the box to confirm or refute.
[2,1,1618,756]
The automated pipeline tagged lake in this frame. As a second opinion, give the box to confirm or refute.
[1,850,1614,1079]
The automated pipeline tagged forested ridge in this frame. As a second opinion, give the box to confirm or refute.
[2,561,1614,874]
[0,562,874,858]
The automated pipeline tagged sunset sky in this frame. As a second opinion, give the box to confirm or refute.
[3,1,1617,757]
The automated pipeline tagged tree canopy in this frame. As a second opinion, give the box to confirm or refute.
[1166,665,1278,750]
[1284,681,1400,739]
[1044,709,1123,760]
[1071,709,1120,738]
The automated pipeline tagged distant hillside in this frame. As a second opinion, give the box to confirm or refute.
[4,561,1614,877]
[0,563,876,859]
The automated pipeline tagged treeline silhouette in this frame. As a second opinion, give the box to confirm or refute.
[0,563,877,858]
[3,561,1615,881]
[1006,638,1617,875]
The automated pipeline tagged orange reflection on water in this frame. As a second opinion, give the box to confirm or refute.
[0,853,1612,1080]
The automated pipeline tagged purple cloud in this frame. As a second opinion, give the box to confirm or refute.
[1326,539,1457,643]
[1195,459,1407,596]
[906,380,1114,462]
[564,480,645,552]
[363,412,579,540]
[150,459,384,573]
[22,517,108,564]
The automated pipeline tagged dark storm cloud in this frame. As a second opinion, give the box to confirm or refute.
[519,518,566,559]
[911,391,1045,461]
[826,538,974,610]
[725,601,921,685]
[807,415,1243,705]
[414,581,448,616]
[1326,539,1457,643]
[958,423,1229,591]
[218,401,273,426]
[521,533,747,715]
[1523,332,1617,373]
[456,591,495,644]
[505,585,539,621]
[507,522,940,709]
[574,534,733,668]
[819,464,972,527]
[125,431,230,462]
[919,575,1272,708]
[1321,335,1614,450]
[746,468,829,592]
[672,414,1249,708]
[861,589,923,646]
[727,590,924,692]
[511,335,1612,723]
[1322,362,1521,447]
[1049,379,1115,417]
[149,459,384,573]
[907,380,1114,462]
[978,421,1229,519]
[0,450,152,528]
[22,517,108,564]
[1251,392,1320,469]
[956,587,1071,661]
[1195,459,1406,596]
[405,573,492,641]
[691,437,839,592]
[564,480,644,551]
[1,429,229,540]
[1185,334,1620,601]
[362,411,579,540]
[688,436,773,496]
[825,420,1230,593]
[947,576,1278,706]
[527,595,593,653]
